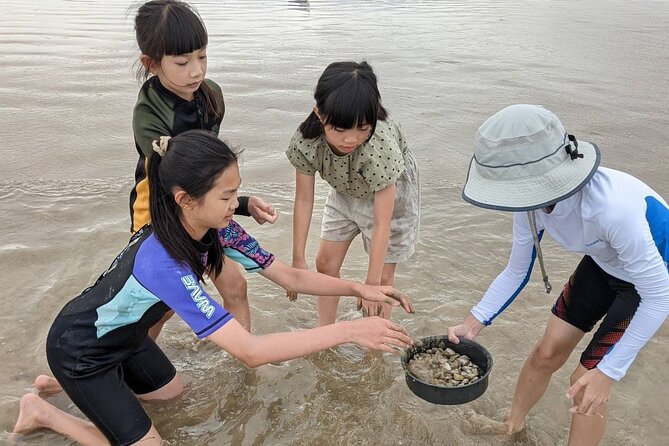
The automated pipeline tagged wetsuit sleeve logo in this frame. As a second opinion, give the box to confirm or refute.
[180,274,215,319]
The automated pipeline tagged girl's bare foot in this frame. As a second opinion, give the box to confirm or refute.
[34,375,62,395]
[504,418,526,435]
[465,409,508,434]
[13,394,47,434]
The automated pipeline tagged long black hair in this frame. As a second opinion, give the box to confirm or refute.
[299,61,388,140]
[148,130,239,281]
[134,0,222,120]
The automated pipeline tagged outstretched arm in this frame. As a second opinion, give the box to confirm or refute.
[447,314,486,343]
[261,258,413,314]
[566,207,669,416]
[470,212,537,325]
[448,212,537,342]
[593,212,669,380]
[207,317,413,367]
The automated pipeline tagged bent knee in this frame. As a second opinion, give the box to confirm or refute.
[224,278,248,301]
[528,340,571,371]
[218,269,248,301]
[157,310,175,324]
[315,255,341,276]
[139,374,184,401]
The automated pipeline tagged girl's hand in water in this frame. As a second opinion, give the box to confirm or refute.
[344,317,413,354]
[358,299,387,318]
[354,283,414,314]
[248,196,279,225]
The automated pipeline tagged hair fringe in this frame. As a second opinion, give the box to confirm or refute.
[298,61,388,141]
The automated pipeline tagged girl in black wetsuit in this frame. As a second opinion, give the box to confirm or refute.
[130,0,277,338]
[13,131,414,446]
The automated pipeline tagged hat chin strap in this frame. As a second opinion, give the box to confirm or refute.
[527,210,552,294]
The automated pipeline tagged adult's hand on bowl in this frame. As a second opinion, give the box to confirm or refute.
[447,314,485,344]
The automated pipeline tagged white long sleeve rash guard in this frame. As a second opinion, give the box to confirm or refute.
[471,167,669,381]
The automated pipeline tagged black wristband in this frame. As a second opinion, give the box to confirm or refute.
[235,196,251,216]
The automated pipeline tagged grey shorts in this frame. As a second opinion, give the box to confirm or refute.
[320,151,420,264]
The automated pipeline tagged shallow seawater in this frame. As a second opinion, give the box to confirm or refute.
[1,0,668,444]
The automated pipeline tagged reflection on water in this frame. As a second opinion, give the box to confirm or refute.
[289,0,310,11]
[1,0,668,445]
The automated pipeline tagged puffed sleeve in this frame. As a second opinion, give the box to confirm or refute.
[285,130,319,176]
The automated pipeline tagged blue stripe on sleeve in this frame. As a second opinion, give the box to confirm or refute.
[196,312,234,338]
[482,230,541,326]
[645,196,669,265]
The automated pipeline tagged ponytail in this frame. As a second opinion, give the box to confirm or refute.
[148,130,239,281]
[298,110,323,139]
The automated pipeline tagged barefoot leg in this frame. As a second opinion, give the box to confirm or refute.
[567,365,607,446]
[14,393,110,445]
[506,316,583,434]
[465,410,507,434]
[212,262,251,331]
[315,239,353,326]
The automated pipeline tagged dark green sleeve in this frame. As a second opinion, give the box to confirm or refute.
[133,101,173,157]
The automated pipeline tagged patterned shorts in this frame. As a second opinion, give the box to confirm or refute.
[551,255,641,370]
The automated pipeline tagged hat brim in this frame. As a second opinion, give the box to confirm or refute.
[462,141,601,211]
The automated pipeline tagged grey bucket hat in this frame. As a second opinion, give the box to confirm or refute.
[462,104,601,211]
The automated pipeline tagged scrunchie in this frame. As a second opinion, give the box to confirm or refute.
[151,136,171,157]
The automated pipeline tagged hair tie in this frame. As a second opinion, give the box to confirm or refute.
[151,136,171,157]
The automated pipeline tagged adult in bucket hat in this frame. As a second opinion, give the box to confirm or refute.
[448,104,669,445]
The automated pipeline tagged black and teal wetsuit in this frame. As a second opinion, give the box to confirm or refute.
[46,220,274,445]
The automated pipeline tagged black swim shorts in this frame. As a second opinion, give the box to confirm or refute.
[551,255,641,370]
[47,336,177,445]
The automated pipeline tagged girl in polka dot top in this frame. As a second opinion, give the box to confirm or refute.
[285,61,420,324]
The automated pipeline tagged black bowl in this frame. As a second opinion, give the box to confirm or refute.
[401,335,493,405]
